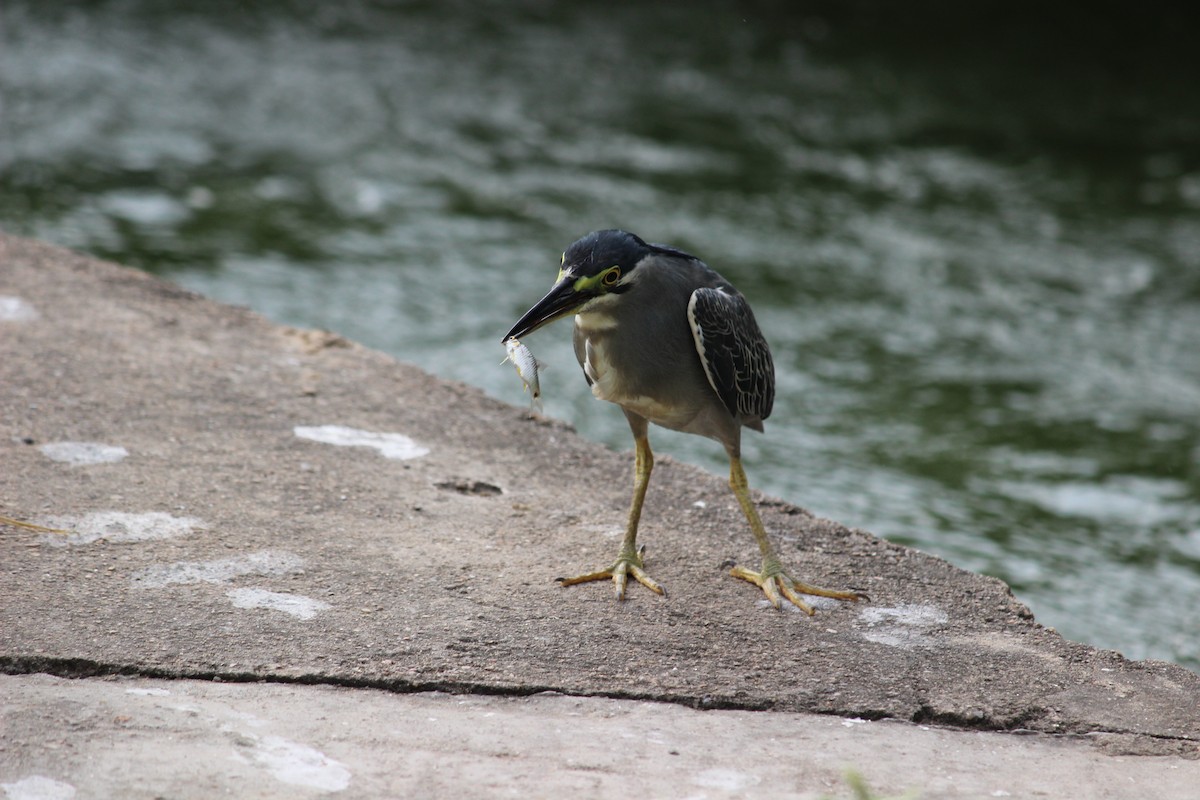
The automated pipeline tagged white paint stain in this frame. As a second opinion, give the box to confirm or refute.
[859,603,949,649]
[227,588,331,620]
[1,776,76,800]
[115,685,349,792]
[755,594,843,614]
[0,296,40,322]
[42,511,201,547]
[691,767,759,792]
[864,629,930,649]
[860,604,949,627]
[132,550,305,588]
[294,425,430,460]
[39,441,128,466]
[243,734,351,792]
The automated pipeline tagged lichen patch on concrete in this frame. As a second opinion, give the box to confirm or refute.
[0,295,40,322]
[237,734,351,792]
[131,551,306,588]
[294,424,430,460]
[38,442,128,466]
[859,603,950,649]
[0,775,77,800]
[227,588,331,620]
[41,511,201,546]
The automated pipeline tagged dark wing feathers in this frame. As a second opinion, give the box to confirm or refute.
[687,287,775,425]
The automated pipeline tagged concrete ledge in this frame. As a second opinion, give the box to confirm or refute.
[3,672,1197,799]
[2,234,1198,795]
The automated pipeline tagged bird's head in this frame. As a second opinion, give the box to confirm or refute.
[502,229,650,341]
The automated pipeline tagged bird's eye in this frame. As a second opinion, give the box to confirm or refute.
[602,267,621,286]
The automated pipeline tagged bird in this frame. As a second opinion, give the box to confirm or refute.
[502,229,865,613]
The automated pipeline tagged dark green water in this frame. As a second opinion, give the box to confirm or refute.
[3,2,1198,670]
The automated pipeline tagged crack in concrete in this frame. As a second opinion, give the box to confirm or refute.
[4,654,1196,747]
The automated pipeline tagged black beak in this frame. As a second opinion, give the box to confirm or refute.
[502,277,584,342]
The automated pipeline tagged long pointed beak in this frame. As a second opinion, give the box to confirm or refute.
[502,277,584,342]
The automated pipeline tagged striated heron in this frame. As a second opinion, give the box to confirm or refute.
[503,229,864,613]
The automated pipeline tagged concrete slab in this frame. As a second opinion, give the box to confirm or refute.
[3,673,1198,800]
[1,234,1198,794]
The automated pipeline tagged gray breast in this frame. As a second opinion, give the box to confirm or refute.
[572,257,740,442]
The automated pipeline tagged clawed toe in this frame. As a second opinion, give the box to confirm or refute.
[730,560,864,614]
[558,546,666,599]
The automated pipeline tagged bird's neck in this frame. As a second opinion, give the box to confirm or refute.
[574,305,620,333]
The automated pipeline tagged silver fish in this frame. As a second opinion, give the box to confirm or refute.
[503,337,544,412]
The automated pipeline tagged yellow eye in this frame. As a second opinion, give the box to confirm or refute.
[602,267,621,286]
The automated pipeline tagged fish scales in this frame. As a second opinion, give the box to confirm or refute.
[503,337,544,412]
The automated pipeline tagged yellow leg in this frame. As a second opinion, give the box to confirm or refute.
[726,456,864,613]
[558,432,665,599]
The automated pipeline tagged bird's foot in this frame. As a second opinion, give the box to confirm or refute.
[729,556,865,614]
[557,544,666,600]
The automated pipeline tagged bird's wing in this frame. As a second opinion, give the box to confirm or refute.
[687,287,775,425]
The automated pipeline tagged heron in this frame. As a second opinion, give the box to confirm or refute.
[503,229,864,612]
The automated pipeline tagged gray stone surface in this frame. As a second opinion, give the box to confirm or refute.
[3,672,1198,800]
[2,234,1198,796]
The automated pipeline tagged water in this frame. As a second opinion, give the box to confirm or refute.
[2,1,1198,671]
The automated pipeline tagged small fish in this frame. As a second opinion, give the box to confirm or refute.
[502,337,545,412]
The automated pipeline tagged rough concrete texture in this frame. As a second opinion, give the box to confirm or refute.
[4,673,1199,800]
[1,234,1198,797]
